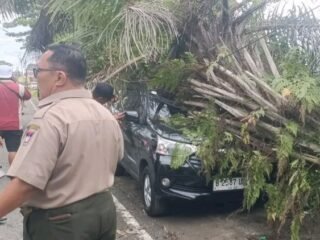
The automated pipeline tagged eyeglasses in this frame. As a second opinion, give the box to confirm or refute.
[33,67,64,78]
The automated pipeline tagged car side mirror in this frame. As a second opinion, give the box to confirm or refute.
[125,111,139,123]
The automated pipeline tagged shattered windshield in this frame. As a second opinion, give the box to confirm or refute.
[148,96,186,124]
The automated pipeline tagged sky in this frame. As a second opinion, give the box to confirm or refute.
[0,0,319,70]
[0,21,30,69]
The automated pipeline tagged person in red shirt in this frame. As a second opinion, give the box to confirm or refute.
[0,65,31,169]
[0,65,32,223]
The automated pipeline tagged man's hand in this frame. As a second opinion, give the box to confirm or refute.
[114,112,125,121]
[0,178,37,218]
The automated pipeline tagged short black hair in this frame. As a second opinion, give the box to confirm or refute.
[46,44,87,82]
[93,83,114,101]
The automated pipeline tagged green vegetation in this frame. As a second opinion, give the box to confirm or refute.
[2,1,320,239]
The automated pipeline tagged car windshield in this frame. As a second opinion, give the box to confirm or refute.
[148,95,194,143]
[148,97,186,124]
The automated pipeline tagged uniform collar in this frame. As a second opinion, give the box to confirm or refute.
[38,89,92,108]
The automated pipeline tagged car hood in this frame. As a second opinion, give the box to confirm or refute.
[149,121,200,144]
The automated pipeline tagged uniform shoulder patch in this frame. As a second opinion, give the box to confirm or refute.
[28,124,40,130]
[23,124,40,145]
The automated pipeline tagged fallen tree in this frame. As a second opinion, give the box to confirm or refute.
[149,1,320,239]
[2,0,320,239]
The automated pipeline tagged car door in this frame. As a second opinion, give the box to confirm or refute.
[120,87,144,179]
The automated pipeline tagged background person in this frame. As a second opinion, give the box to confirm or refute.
[0,65,31,223]
[0,65,32,166]
[92,82,125,120]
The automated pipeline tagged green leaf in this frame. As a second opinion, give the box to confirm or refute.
[285,121,299,137]
[171,144,193,169]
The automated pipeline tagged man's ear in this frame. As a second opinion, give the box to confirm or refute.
[112,95,118,103]
[56,71,68,87]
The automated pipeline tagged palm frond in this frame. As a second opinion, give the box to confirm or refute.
[46,0,177,64]
[105,2,178,64]
[243,1,320,74]
[0,0,38,19]
[0,0,16,19]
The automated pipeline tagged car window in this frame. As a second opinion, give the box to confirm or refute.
[118,82,144,112]
[148,98,160,119]
[148,97,186,123]
[122,90,142,111]
[119,85,147,122]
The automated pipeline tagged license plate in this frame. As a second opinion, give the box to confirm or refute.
[213,178,244,191]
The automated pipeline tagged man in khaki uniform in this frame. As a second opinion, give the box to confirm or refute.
[0,44,124,240]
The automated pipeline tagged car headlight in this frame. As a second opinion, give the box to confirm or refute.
[156,136,197,156]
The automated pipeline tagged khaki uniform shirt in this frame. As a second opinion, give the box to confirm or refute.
[7,89,124,209]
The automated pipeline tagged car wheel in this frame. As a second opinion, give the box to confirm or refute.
[115,163,126,176]
[142,166,167,217]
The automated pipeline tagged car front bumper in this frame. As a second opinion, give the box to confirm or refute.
[156,156,244,201]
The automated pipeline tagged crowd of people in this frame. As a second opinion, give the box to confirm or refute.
[0,44,124,240]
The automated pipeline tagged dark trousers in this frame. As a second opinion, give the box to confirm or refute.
[0,130,23,152]
[22,191,116,240]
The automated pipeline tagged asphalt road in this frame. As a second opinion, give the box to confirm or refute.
[112,175,271,240]
[1,99,319,240]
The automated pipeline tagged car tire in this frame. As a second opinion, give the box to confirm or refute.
[115,163,126,176]
[141,166,167,217]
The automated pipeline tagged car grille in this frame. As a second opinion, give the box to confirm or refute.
[186,155,202,170]
[167,155,211,192]
[171,184,211,193]
[169,173,210,192]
